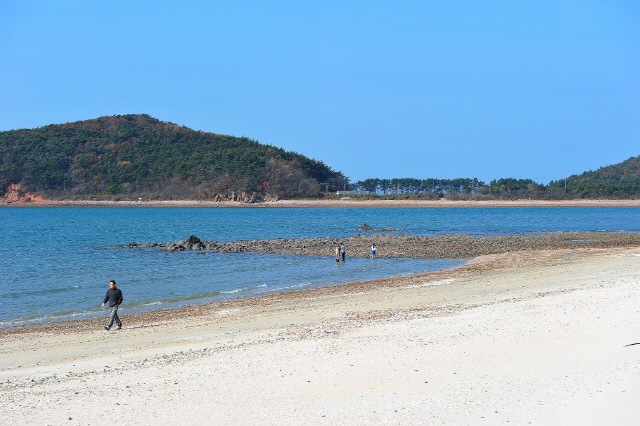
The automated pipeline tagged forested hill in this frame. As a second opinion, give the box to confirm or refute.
[0,114,347,201]
[549,155,640,188]
[352,155,640,199]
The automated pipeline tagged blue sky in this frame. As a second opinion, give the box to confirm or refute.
[1,1,638,184]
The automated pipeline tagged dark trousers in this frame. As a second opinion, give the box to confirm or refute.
[108,305,122,328]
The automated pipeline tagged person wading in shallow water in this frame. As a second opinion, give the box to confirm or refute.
[340,244,346,261]
[102,280,123,330]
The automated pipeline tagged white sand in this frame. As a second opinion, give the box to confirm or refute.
[4,198,640,208]
[1,248,639,425]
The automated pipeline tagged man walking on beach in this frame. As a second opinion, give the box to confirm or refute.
[102,280,123,330]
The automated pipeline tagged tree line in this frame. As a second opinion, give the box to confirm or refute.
[353,171,639,199]
[354,177,544,195]
[1,114,636,201]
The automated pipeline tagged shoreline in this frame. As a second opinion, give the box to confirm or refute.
[2,246,639,424]
[1,244,630,337]
[0,257,466,332]
[4,231,638,332]
[2,198,640,207]
[2,231,638,335]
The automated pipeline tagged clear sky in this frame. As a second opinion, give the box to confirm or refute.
[1,1,638,184]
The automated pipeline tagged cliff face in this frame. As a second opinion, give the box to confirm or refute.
[1,184,50,204]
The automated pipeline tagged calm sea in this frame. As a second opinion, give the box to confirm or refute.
[1,206,638,327]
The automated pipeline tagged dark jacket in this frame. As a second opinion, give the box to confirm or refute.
[103,288,123,307]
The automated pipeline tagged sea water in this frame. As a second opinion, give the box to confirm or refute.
[1,206,638,326]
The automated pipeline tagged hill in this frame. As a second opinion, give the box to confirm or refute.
[0,114,347,201]
[548,155,640,197]
[351,156,639,200]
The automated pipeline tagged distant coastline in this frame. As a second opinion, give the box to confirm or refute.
[2,198,639,207]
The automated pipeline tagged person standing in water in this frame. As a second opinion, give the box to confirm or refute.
[340,244,346,262]
[102,280,123,330]
[335,245,340,262]
[371,243,377,259]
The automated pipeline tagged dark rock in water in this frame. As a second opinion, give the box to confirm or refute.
[159,235,206,251]
[164,241,186,251]
[204,240,221,250]
[185,235,201,245]
[114,241,168,249]
[355,223,404,231]
[184,235,205,250]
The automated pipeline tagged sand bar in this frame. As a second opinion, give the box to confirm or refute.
[1,245,639,425]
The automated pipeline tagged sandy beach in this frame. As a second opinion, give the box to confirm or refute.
[2,198,640,208]
[1,245,639,425]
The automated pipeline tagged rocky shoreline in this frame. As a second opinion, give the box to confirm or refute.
[116,231,640,259]
[3,198,640,207]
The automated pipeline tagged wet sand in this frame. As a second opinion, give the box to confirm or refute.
[1,245,639,425]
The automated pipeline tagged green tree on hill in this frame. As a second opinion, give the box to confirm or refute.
[548,155,640,197]
[0,114,346,201]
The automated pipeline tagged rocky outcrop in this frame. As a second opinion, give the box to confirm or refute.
[115,231,639,259]
[210,192,256,203]
[1,184,51,204]
[161,235,218,251]
[356,222,404,231]
[119,235,223,252]
[120,242,167,249]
